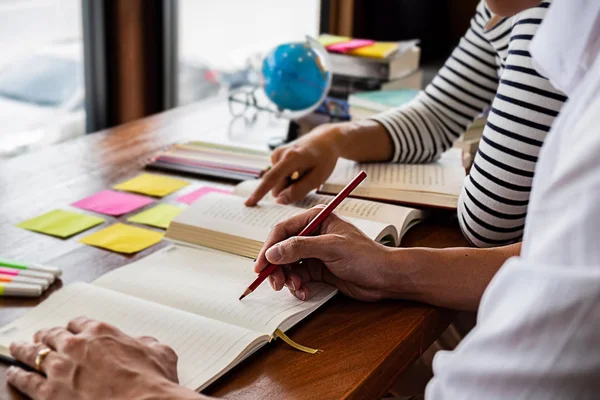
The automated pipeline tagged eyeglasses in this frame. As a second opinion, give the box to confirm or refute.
[228,86,281,123]
[227,86,351,123]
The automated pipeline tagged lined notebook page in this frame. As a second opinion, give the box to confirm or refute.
[326,149,465,196]
[234,180,424,235]
[0,283,263,391]
[170,193,393,245]
[94,245,338,334]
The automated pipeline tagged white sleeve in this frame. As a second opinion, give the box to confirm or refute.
[426,66,600,399]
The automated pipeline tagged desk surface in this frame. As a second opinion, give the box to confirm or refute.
[0,100,468,400]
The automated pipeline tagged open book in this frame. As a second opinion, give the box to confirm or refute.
[320,148,466,209]
[0,245,338,391]
[0,182,425,392]
[166,187,426,259]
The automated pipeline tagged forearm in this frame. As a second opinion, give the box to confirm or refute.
[334,120,394,162]
[379,243,521,311]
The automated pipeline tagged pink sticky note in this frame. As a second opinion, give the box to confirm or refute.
[72,190,154,216]
[176,186,233,205]
[327,39,375,53]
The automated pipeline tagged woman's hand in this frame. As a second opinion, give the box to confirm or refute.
[254,206,393,301]
[245,123,347,206]
[6,317,201,400]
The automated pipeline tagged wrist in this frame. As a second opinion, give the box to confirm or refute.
[375,247,421,300]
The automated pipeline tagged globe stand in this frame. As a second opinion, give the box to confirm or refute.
[267,121,300,150]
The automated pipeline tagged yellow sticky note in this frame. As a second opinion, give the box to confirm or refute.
[127,204,183,229]
[348,42,399,59]
[114,174,189,197]
[318,34,351,47]
[18,210,104,239]
[80,223,163,254]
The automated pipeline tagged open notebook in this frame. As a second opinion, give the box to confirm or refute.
[0,184,425,391]
[0,245,337,391]
[320,148,466,209]
[166,190,426,259]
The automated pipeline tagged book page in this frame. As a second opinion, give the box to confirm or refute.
[326,149,465,196]
[169,193,395,246]
[234,180,424,238]
[0,283,264,391]
[94,245,338,334]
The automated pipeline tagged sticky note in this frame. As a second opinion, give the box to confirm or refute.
[176,186,233,205]
[80,223,163,254]
[72,190,154,216]
[317,34,351,47]
[17,210,104,239]
[327,39,375,54]
[127,204,183,229]
[114,174,189,197]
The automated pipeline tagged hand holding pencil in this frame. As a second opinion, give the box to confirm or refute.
[240,172,383,300]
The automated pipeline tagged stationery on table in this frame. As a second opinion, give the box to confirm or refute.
[0,172,415,389]
[72,190,154,216]
[146,141,271,182]
[239,171,367,300]
[0,259,61,277]
[325,38,421,81]
[165,185,425,260]
[0,242,338,391]
[0,283,42,298]
[79,223,163,254]
[17,209,105,239]
[0,258,62,297]
[0,273,49,290]
[127,204,184,230]
[114,174,189,197]
[320,148,466,209]
[0,267,55,283]
[327,39,375,53]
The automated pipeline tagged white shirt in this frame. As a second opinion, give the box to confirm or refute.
[426,2,600,398]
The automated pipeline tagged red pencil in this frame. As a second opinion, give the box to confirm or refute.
[239,170,367,300]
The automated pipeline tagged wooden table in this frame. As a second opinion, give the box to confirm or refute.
[0,99,468,400]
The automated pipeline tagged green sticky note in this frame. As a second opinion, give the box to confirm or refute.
[18,210,105,239]
[127,204,183,229]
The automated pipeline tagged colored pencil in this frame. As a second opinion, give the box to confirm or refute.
[239,170,367,300]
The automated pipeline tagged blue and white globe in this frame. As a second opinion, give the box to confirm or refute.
[261,36,331,118]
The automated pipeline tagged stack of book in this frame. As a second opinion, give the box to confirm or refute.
[318,34,422,99]
[347,89,419,120]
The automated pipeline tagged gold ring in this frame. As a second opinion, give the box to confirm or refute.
[34,347,52,371]
[290,171,300,181]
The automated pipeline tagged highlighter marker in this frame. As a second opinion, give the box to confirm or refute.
[0,267,55,283]
[0,273,49,290]
[0,282,43,298]
[0,258,61,277]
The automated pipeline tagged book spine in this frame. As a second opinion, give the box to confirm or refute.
[329,75,383,98]
[328,53,391,80]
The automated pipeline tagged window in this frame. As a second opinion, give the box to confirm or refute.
[177,0,321,106]
[0,0,85,158]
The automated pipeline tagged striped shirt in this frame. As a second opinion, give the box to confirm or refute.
[371,0,567,248]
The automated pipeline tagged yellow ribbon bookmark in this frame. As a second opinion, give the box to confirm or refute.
[273,329,322,354]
